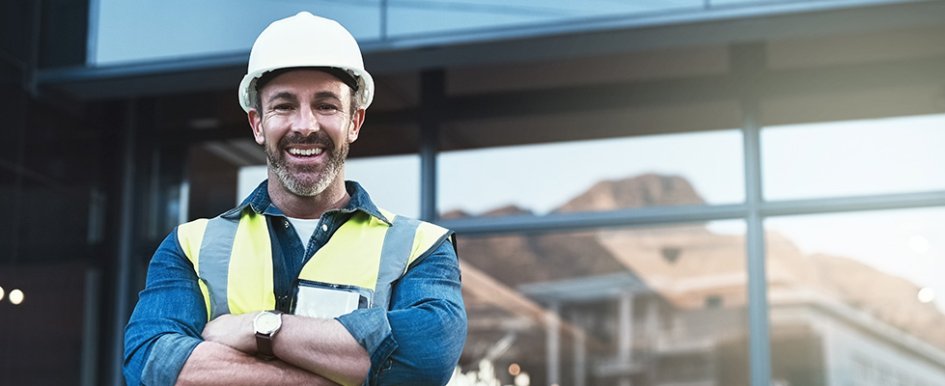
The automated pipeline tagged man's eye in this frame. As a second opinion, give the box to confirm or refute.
[273,104,294,111]
[317,104,340,114]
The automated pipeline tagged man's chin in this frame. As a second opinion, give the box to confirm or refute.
[282,173,334,196]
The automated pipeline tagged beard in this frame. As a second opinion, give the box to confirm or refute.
[267,130,348,197]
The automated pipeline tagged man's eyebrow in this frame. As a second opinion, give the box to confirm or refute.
[267,91,297,105]
[313,91,342,100]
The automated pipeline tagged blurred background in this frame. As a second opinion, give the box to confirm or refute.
[2,0,945,385]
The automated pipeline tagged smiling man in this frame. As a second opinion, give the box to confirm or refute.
[123,12,467,386]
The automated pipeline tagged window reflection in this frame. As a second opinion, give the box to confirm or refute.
[457,221,748,385]
[766,209,945,385]
[386,1,703,38]
[762,114,945,200]
[346,155,420,218]
[439,130,743,218]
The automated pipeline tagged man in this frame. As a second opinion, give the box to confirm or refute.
[123,12,467,386]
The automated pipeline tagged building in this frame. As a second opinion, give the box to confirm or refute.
[2,1,945,385]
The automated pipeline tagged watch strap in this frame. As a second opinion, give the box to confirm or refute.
[256,331,276,360]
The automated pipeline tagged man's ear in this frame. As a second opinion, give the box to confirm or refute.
[248,108,265,145]
[347,108,366,143]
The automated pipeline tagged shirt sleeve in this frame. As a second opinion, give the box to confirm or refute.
[336,240,468,386]
[123,228,208,386]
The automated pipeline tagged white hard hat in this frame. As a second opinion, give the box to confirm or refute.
[238,11,374,112]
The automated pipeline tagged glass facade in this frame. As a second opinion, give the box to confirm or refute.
[766,209,945,385]
[5,1,945,385]
[438,130,744,218]
[90,0,802,66]
[460,222,749,385]
[762,114,945,200]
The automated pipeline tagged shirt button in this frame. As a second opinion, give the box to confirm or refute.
[284,219,290,229]
[321,224,328,232]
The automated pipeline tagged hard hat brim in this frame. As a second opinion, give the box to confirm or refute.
[238,67,374,112]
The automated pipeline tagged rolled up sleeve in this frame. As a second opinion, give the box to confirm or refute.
[336,240,467,385]
[123,229,208,386]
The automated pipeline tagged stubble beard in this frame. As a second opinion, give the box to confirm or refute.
[267,130,348,197]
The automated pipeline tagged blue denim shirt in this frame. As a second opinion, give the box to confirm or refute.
[123,181,467,385]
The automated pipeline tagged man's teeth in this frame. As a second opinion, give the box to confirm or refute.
[288,148,324,156]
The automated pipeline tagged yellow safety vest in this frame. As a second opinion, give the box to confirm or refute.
[176,207,452,320]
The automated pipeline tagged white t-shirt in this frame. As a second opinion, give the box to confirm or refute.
[286,217,319,247]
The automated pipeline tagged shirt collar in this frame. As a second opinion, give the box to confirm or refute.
[222,179,391,225]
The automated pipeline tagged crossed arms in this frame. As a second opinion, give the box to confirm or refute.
[123,230,467,386]
[178,313,368,385]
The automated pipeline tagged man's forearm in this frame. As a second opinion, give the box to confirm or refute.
[176,341,338,386]
[272,315,371,386]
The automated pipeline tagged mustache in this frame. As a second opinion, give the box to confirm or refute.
[278,131,335,149]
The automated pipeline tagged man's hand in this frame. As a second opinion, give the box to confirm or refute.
[202,313,256,354]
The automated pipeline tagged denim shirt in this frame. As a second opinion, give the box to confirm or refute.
[123,181,467,385]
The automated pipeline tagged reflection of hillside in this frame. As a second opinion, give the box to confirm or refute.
[460,230,625,285]
[458,172,945,378]
[555,173,705,213]
[442,173,704,217]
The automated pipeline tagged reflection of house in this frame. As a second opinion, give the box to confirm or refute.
[771,289,945,386]
[457,174,945,386]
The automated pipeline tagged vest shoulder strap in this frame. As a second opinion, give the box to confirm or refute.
[176,218,213,318]
[370,213,454,309]
[178,212,275,320]
[409,220,454,267]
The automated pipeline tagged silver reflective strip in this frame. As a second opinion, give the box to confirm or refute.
[199,216,239,319]
[373,217,420,309]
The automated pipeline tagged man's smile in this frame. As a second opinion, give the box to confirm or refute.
[287,146,326,157]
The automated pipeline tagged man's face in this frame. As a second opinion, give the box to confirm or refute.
[248,69,364,197]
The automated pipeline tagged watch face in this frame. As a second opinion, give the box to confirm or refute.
[255,312,282,334]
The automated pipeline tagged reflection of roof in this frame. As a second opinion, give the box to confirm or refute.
[771,287,945,368]
[518,272,651,303]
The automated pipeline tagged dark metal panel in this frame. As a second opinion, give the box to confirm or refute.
[108,99,138,386]
[419,70,445,221]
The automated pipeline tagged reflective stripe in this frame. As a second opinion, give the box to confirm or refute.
[199,216,239,319]
[228,212,275,315]
[373,216,420,309]
[177,219,211,317]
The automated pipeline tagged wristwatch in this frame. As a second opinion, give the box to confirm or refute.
[253,310,283,360]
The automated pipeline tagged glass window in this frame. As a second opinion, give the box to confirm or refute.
[238,165,267,203]
[709,0,791,6]
[92,0,382,65]
[457,221,747,385]
[92,0,775,66]
[438,130,743,218]
[766,208,945,386]
[345,154,420,218]
[386,1,702,38]
[762,114,945,200]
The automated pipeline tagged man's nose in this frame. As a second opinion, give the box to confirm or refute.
[292,105,320,134]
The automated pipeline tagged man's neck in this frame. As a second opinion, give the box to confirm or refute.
[268,179,350,219]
